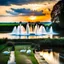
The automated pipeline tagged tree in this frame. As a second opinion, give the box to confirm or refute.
[51,1,64,28]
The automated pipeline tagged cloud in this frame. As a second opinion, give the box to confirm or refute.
[6,8,45,16]
[6,10,19,15]
[0,14,19,17]
[0,0,59,6]
[0,0,10,5]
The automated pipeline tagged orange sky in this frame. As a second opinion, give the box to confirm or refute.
[0,1,58,22]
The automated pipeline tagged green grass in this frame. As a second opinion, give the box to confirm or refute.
[15,45,38,64]
[0,23,18,26]
[15,51,28,64]
[0,53,9,64]
[0,45,11,64]
[0,45,6,51]
[26,51,38,64]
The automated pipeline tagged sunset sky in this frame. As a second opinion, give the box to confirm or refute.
[0,0,59,22]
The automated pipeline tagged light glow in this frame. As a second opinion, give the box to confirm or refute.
[29,16,36,20]
[39,51,59,64]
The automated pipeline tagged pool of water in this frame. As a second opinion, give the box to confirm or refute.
[0,33,59,39]
[39,48,64,64]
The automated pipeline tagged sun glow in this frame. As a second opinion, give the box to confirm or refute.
[0,1,57,22]
[29,16,36,20]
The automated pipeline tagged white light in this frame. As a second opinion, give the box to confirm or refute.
[29,16,36,20]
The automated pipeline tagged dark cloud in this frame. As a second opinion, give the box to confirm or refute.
[0,0,10,5]
[6,8,45,16]
[6,10,19,15]
[0,0,41,5]
[11,8,32,14]
[0,0,59,6]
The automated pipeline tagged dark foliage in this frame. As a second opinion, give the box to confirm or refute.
[51,1,64,28]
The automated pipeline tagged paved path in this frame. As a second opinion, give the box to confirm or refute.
[25,59,32,64]
[35,52,48,64]
[21,55,32,64]
[7,51,16,64]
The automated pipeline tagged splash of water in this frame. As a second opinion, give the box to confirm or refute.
[39,25,47,34]
[11,24,58,36]
[26,23,30,35]
[49,26,53,33]
[11,24,26,36]
[48,26,58,35]
[11,26,16,35]
[34,24,38,35]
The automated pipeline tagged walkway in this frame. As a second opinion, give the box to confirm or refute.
[25,59,32,64]
[35,52,48,64]
[21,55,32,64]
[7,51,16,64]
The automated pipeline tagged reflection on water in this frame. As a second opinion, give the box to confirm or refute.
[0,22,59,39]
[0,33,59,39]
[39,48,64,64]
[40,50,59,64]
[9,23,59,39]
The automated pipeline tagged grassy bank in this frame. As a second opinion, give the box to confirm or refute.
[8,38,64,46]
[0,45,6,51]
[0,45,11,64]
[15,45,38,64]
[0,23,26,32]
[0,23,19,26]
[0,38,64,48]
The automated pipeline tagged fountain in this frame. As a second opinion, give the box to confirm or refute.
[42,22,58,35]
[11,24,46,36]
[16,24,26,36]
[34,24,38,35]
[10,22,59,39]
[34,25,47,35]
[16,25,21,36]
[42,22,52,32]
[11,24,26,36]
[46,26,59,38]
[39,25,47,34]
[47,26,58,35]
[49,26,53,33]
[26,23,30,35]
[11,26,16,35]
